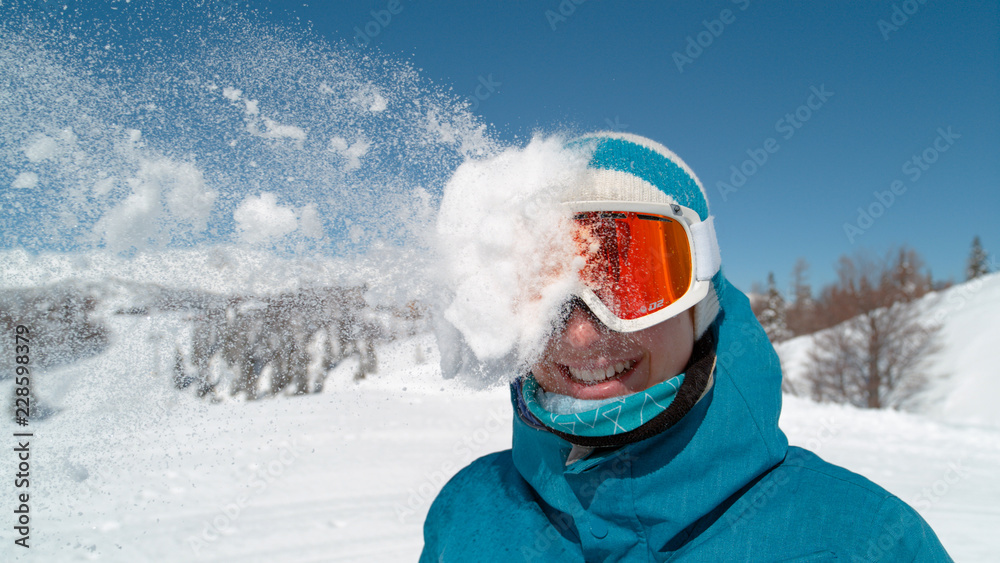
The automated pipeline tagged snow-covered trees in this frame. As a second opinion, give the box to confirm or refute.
[175,286,398,401]
[966,236,991,281]
[1,282,109,420]
[0,282,109,370]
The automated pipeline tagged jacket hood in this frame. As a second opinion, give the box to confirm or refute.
[509,273,789,557]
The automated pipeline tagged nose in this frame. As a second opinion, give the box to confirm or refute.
[559,306,606,349]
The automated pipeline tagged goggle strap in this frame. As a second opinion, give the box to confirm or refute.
[690,215,721,281]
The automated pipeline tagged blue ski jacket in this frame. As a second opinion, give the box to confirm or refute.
[421,276,952,562]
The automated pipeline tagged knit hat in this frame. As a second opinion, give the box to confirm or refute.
[563,131,721,338]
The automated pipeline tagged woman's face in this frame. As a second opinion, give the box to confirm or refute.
[531,305,695,400]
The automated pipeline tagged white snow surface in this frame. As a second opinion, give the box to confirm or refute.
[3,271,999,561]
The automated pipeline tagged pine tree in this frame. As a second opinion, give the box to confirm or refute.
[758,272,791,343]
[786,258,818,336]
[883,246,930,304]
[966,236,990,281]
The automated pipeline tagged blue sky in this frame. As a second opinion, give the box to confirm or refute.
[6,0,999,295]
[294,0,999,293]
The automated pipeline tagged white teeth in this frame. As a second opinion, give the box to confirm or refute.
[567,359,635,383]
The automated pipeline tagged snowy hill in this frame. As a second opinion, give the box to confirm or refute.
[2,257,999,561]
[2,313,998,562]
[776,271,1000,428]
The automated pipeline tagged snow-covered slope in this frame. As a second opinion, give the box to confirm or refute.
[3,304,999,561]
[777,271,1000,428]
[3,316,512,562]
[924,273,1000,427]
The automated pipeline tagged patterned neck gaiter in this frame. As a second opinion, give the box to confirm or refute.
[521,374,686,439]
[512,330,716,448]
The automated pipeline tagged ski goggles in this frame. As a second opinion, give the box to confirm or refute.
[566,201,720,332]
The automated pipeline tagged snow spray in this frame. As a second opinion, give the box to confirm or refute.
[0,6,492,261]
[434,135,593,384]
[1,3,584,391]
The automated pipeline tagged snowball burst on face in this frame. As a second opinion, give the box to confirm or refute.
[436,136,592,372]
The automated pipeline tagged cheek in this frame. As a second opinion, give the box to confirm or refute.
[640,315,694,380]
[530,361,562,393]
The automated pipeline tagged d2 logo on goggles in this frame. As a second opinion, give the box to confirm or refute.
[638,299,665,315]
[566,201,719,333]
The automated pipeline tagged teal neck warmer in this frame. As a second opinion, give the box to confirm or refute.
[512,330,717,449]
[521,374,686,439]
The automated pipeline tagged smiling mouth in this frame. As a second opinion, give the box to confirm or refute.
[564,359,637,385]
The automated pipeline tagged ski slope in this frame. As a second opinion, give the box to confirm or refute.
[4,295,999,562]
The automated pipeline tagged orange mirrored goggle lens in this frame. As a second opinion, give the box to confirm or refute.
[574,211,693,320]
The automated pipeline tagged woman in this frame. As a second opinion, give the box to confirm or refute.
[422,132,951,562]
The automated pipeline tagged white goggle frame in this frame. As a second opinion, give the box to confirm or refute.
[565,200,720,333]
